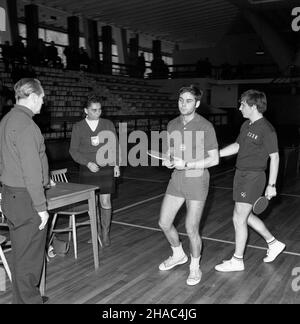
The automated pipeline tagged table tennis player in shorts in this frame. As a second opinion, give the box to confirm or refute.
[215,89,285,273]
[158,84,219,286]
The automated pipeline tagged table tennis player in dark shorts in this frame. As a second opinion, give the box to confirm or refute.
[215,89,285,273]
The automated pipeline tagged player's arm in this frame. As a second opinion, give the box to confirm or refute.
[185,148,219,170]
[162,151,175,169]
[264,129,279,199]
[219,142,239,157]
[70,123,98,172]
[69,123,90,166]
[265,152,279,199]
[110,121,120,177]
[162,126,175,169]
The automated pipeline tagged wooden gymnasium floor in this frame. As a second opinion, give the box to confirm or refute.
[0,161,300,304]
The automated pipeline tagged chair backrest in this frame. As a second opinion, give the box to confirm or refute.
[0,234,12,282]
[50,168,68,183]
[0,234,7,245]
[0,192,8,228]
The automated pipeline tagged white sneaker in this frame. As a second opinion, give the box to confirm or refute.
[159,253,188,271]
[186,268,202,286]
[215,258,245,272]
[263,241,286,263]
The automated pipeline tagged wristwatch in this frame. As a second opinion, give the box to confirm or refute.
[268,184,276,187]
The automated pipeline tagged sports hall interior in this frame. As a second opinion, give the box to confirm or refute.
[0,0,300,304]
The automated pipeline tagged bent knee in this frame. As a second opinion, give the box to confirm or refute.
[233,203,251,223]
[158,219,171,231]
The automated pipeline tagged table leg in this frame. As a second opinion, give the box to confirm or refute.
[88,190,99,269]
[95,194,103,247]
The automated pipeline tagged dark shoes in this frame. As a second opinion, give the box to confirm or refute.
[42,296,49,304]
[102,230,111,247]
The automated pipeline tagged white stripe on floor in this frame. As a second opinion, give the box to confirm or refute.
[112,220,300,257]
[119,179,300,198]
[113,193,165,213]
[113,172,300,257]
[212,186,300,198]
[122,177,167,183]
[122,167,235,184]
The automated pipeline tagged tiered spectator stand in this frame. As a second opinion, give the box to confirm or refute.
[0,62,178,163]
[1,62,178,136]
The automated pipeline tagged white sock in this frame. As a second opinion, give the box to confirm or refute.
[171,243,185,258]
[233,254,244,262]
[267,237,276,245]
[190,255,201,270]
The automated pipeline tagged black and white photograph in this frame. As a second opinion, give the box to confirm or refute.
[0,0,300,306]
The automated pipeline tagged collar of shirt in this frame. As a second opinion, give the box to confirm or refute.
[176,113,201,130]
[248,117,264,127]
[13,104,34,118]
[85,118,99,131]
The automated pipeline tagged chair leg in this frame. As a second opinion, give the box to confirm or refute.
[68,216,72,245]
[71,215,77,259]
[0,245,11,282]
[98,234,103,247]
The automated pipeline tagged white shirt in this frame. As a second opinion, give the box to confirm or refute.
[85,118,99,132]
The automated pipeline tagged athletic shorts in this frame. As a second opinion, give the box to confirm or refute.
[165,169,210,201]
[233,169,266,204]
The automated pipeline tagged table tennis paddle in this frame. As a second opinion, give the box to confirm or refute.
[147,150,171,161]
[252,196,269,215]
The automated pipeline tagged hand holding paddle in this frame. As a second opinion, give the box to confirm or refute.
[147,150,174,168]
[252,196,269,215]
[265,184,277,200]
[147,150,183,169]
[173,158,186,170]
[253,183,277,215]
[147,150,170,161]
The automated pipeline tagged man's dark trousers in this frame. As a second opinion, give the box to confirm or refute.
[2,185,47,304]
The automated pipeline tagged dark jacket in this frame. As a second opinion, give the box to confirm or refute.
[0,104,49,212]
[69,118,119,166]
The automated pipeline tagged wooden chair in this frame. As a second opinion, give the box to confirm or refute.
[0,213,8,229]
[50,168,68,183]
[48,169,102,259]
[0,193,11,285]
[0,191,11,283]
[0,192,8,230]
[0,235,11,283]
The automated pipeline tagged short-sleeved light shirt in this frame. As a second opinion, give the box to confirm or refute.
[165,113,218,201]
[167,113,218,169]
